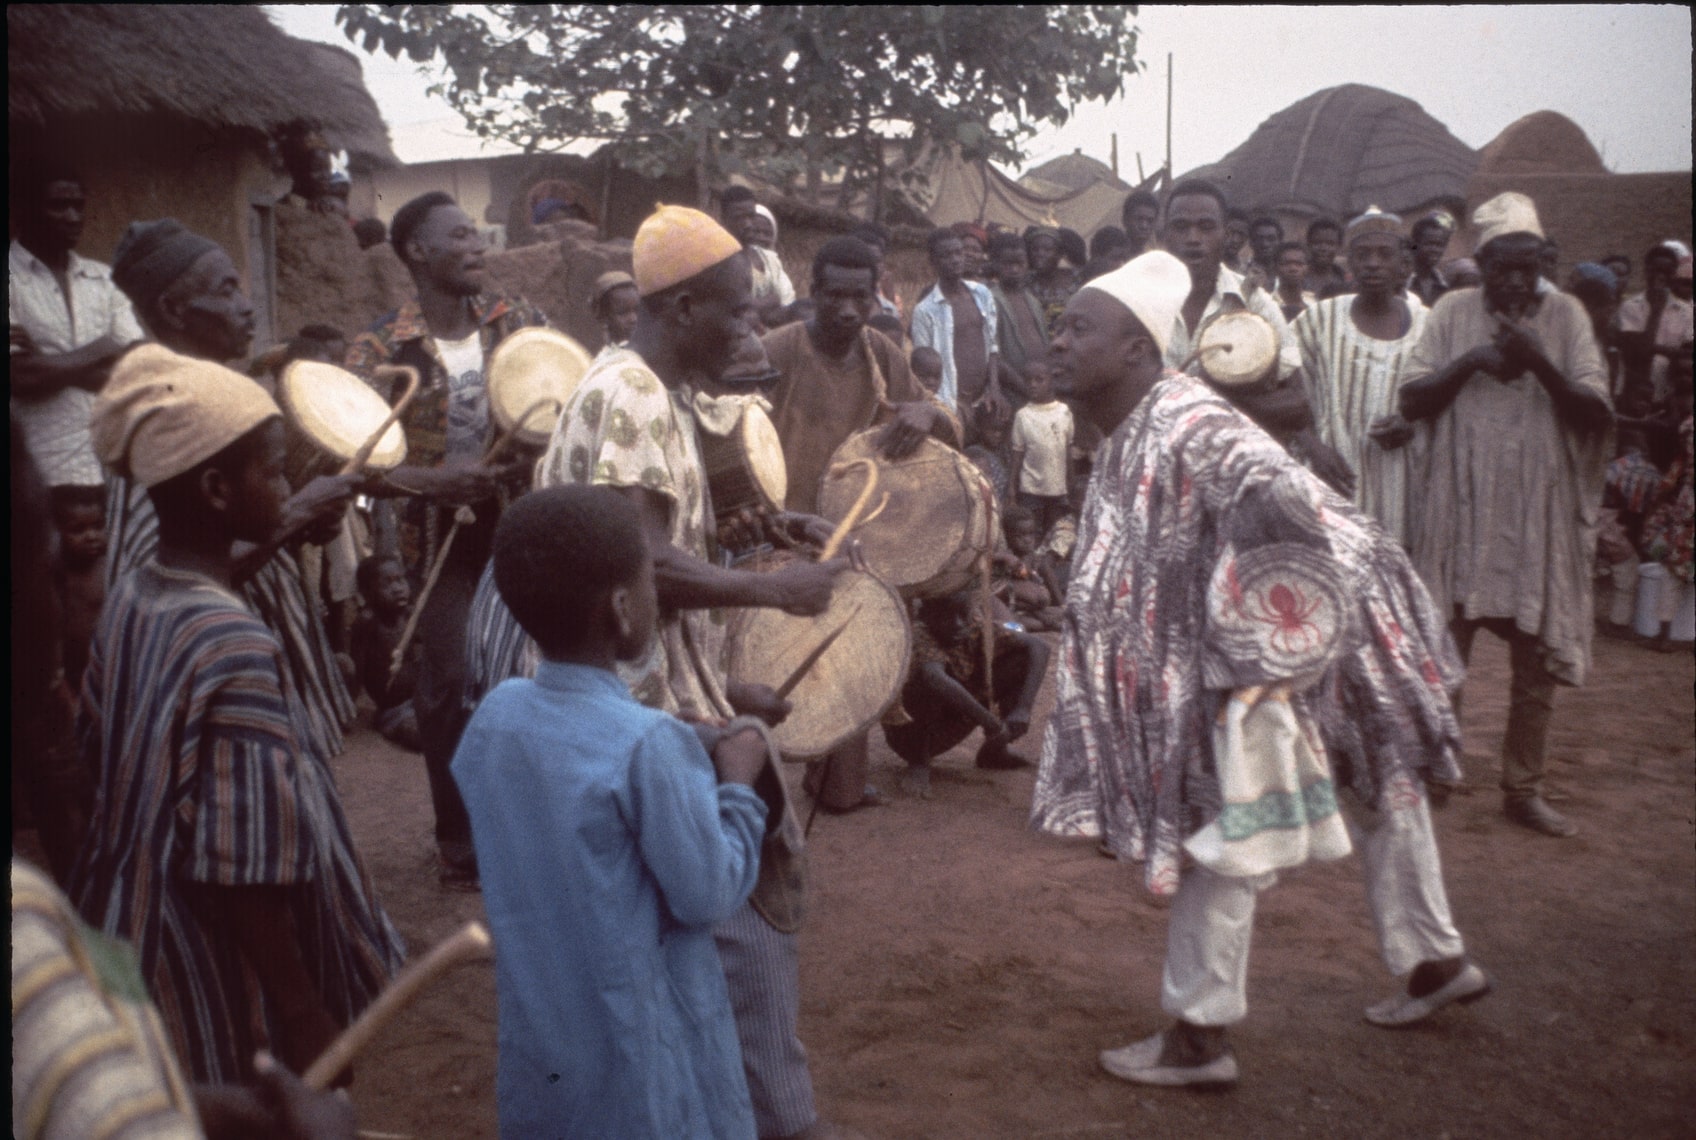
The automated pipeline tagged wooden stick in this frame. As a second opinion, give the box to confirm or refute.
[342,365,422,476]
[303,923,493,1091]
[483,396,561,466]
[819,459,880,561]
[389,504,475,682]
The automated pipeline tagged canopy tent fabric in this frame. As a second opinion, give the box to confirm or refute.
[907,145,1155,239]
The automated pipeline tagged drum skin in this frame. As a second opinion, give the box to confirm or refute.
[701,402,788,520]
[486,327,593,446]
[1196,310,1277,388]
[724,564,911,759]
[816,430,999,598]
[277,360,408,484]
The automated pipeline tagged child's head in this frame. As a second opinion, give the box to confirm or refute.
[1003,504,1040,556]
[1025,362,1055,404]
[493,486,655,663]
[92,346,288,548]
[867,312,906,345]
[919,589,977,646]
[989,231,1028,290]
[592,271,640,345]
[357,554,411,617]
[910,346,943,391]
[49,484,107,569]
[976,404,1009,449]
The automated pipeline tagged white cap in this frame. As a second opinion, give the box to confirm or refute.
[1079,250,1192,355]
[1472,192,1544,252]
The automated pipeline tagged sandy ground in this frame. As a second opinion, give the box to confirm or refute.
[314,630,1692,1138]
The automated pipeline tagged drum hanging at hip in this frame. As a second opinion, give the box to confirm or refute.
[486,327,594,447]
[724,551,911,759]
[816,430,999,599]
[700,401,788,523]
[277,360,411,487]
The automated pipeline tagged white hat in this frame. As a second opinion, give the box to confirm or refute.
[1472,192,1544,252]
[1079,250,1191,355]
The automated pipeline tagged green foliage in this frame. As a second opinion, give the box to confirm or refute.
[336,5,1139,190]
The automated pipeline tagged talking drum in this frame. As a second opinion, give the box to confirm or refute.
[277,360,410,486]
[1191,310,1279,388]
[816,431,999,598]
[487,327,593,448]
[700,401,788,522]
[723,553,911,759]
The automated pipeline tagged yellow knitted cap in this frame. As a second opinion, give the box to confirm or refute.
[632,204,744,296]
[92,344,280,486]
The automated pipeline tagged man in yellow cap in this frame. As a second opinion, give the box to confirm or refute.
[1034,252,1484,1088]
[75,345,402,1086]
[529,204,856,1140]
[1398,191,1612,838]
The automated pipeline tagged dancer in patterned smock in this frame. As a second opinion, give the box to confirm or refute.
[1031,252,1487,1090]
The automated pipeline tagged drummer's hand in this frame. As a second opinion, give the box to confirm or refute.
[282,474,359,535]
[712,725,767,787]
[876,402,943,460]
[771,511,835,550]
[727,681,793,728]
[760,556,850,616]
[252,1051,358,1140]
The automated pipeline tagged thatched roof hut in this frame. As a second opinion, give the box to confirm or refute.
[1466,112,1690,283]
[1180,84,1479,228]
[9,4,397,347]
[9,5,395,170]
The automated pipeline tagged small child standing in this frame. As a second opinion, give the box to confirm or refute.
[49,485,109,699]
[963,406,1014,507]
[349,554,422,751]
[1010,364,1074,535]
[591,270,640,351]
[452,485,768,1139]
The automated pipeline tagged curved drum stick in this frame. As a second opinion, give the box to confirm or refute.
[303,922,493,1091]
[343,365,422,476]
[819,459,881,562]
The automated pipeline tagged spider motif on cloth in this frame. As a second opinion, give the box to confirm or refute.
[1244,580,1326,657]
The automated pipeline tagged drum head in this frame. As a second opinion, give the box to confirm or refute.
[724,569,911,758]
[739,403,788,511]
[487,327,592,446]
[279,361,408,470]
[1196,311,1277,387]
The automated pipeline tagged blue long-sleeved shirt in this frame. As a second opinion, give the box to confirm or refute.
[452,660,765,1138]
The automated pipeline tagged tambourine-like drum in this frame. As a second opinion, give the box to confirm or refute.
[278,361,409,485]
[1193,310,1278,388]
[700,402,788,522]
[487,327,593,446]
[723,553,911,759]
[816,431,999,599]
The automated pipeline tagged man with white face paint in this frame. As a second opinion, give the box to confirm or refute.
[1033,251,1486,1089]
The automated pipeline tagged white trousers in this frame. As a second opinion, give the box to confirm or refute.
[1161,786,1465,1027]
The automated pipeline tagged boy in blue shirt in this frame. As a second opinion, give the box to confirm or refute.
[452,485,768,1138]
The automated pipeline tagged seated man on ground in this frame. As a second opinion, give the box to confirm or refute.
[885,589,1050,797]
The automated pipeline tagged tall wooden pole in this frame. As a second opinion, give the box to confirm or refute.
[1165,52,1174,183]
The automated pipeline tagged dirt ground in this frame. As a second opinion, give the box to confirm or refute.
[329,631,1694,1139]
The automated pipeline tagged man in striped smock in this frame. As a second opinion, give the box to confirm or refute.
[72,346,402,1086]
[1293,208,1429,546]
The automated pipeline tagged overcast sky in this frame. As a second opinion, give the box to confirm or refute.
[270,4,1692,175]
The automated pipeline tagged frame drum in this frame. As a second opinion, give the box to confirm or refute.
[816,430,999,599]
[278,360,408,485]
[1194,310,1278,388]
[487,327,593,447]
[724,554,911,759]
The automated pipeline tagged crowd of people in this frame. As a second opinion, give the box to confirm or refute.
[10,129,1693,1137]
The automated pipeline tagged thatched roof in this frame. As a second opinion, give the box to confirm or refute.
[1476,111,1606,177]
[1181,84,1478,219]
[8,5,396,166]
[1021,150,1129,195]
